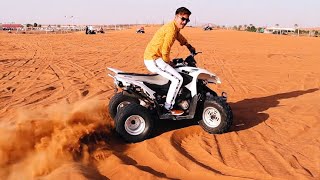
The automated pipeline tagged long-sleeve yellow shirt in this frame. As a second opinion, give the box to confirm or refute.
[144,21,188,62]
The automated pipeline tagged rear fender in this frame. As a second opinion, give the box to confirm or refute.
[107,67,156,100]
[114,76,156,100]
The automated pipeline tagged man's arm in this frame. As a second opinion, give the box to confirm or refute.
[177,32,195,53]
[176,32,188,46]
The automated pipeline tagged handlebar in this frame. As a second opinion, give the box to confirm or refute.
[191,51,202,56]
[172,51,202,67]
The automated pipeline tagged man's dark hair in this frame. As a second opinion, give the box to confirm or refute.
[175,7,191,15]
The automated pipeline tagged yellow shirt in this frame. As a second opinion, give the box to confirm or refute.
[144,21,188,62]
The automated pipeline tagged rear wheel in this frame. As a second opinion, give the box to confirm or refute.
[115,103,154,143]
[198,96,233,134]
[108,92,139,119]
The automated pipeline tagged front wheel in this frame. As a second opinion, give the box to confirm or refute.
[115,103,154,143]
[198,96,233,134]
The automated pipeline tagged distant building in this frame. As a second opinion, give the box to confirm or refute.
[264,27,295,35]
[1,24,23,30]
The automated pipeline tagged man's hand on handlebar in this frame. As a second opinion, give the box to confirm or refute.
[186,44,196,54]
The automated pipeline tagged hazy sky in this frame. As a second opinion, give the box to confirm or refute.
[1,0,319,27]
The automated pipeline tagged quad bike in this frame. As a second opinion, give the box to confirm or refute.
[107,52,233,142]
[136,29,145,33]
[86,30,96,34]
[203,26,213,31]
[136,27,145,33]
[85,26,96,34]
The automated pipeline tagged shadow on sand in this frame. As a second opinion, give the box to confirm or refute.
[153,88,319,136]
[230,88,318,131]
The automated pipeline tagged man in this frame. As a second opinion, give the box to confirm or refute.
[144,7,196,115]
[85,26,89,34]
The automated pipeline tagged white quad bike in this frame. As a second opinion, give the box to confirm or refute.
[107,52,233,142]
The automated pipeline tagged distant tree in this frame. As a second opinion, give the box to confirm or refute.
[275,24,279,27]
[26,24,33,27]
[246,25,257,32]
[233,25,238,30]
[238,25,242,30]
[34,23,38,27]
[252,26,257,32]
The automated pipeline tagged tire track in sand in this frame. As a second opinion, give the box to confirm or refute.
[169,127,288,179]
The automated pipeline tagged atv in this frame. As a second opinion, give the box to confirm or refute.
[136,29,145,33]
[107,52,233,142]
[203,26,213,31]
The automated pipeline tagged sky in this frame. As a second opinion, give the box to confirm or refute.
[1,0,319,28]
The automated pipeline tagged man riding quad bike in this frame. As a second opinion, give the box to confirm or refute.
[136,27,145,33]
[203,24,213,31]
[85,26,96,34]
[107,52,233,143]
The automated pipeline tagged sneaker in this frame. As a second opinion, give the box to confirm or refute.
[160,108,184,116]
[170,109,184,116]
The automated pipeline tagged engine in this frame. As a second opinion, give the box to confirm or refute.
[178,100,190,110]
[176,87,191,110]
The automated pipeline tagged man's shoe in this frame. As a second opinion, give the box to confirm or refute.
[170,109,184,116]
[160,108,184,116]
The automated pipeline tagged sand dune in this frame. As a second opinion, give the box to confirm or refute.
[0,27,319,179]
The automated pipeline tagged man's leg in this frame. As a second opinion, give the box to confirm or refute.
[144,59,185,115]
[153,59,183,110]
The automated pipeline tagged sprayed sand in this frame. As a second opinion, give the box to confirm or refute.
[0,27,319,179]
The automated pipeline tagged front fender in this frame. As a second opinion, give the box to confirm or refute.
[177,67,221,84]
[197,70,221,84]
[187,68,221,84]
[181,68,221,97]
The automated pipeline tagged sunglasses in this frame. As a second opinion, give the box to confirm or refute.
[178,16,190,23]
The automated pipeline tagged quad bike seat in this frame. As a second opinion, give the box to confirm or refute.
[117,72,169,86]
[118,72,158,76]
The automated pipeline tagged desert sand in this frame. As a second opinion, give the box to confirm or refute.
[0,27,319,180]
